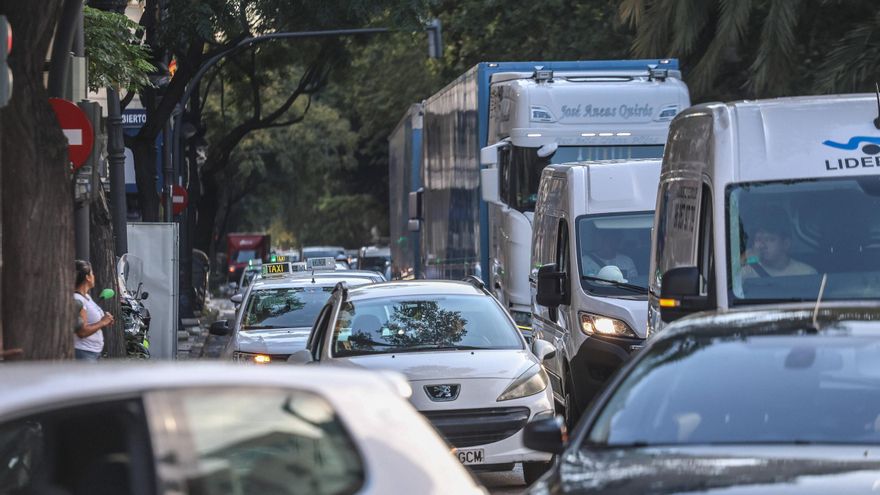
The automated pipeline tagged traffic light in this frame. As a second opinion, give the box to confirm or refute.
[0,16,12,107]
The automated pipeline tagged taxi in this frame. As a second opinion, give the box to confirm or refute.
[215,258,384,364]
[0,363,486,495]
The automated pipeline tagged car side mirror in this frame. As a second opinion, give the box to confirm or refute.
[659,266,714,323]
[523,416,567,455]
[209,320,230,336]
[287,349,315,365]
[532,338,557,361]
[230,293,243,305]
[140,291,149,301]
[536,264,568,307]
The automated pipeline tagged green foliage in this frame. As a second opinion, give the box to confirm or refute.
[83,6,156,92]
[621,0,880,99]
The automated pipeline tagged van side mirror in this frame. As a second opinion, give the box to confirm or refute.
[659,267,714,323]
[536,264,568,307]
[230,293,243,305]
[523,416,567,455]
[481,168,500,204]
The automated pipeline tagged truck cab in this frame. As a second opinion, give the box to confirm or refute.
[649,94,880,334]
[480,62,689,332]
[530,159,661,427]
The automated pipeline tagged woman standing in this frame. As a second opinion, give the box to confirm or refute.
[74,260,114,361]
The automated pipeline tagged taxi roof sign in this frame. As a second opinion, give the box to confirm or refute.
[248,258,263,267]
[261,262,292,277]
[291,262,308,272]
[271,254,294,263]
[306,257,336,271]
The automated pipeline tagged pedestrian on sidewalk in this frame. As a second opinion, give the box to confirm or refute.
[74,260,114,362]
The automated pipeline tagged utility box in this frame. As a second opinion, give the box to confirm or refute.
[127,222,179,360]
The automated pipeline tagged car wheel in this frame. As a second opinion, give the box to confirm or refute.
[523,460,552,485]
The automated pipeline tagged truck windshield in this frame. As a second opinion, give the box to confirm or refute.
[577,212,653,296]
[235,250,257,263]
[503,145,664,213]
[728,177,880,304]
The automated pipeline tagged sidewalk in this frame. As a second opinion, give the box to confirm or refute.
[186,294,236,359]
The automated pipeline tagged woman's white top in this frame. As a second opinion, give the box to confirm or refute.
[74,293,104,353]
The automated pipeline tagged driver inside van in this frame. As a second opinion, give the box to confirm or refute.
[582,230,638,280]
[742,216,817,278]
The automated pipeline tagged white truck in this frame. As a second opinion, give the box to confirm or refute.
[649,93,880,334]
[530,159,661,427]
[480,61,689,333]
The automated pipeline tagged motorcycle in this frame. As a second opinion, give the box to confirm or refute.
[118,255,151,360]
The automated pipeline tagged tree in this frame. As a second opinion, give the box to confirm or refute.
[619,0,880,100]
[0,1,74,359]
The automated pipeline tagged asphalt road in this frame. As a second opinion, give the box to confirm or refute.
[479,465,529,494]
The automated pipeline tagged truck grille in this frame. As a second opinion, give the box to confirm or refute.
[422,407,531,448]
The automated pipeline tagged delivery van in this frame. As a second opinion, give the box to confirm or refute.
[531,159,660,427]
[649,94,880,334]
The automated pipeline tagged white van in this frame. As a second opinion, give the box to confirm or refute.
[649,94,880,334]
[531,159,660,427]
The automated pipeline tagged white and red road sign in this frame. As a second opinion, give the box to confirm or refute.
[49,98,94,171]
[165,184,188,216]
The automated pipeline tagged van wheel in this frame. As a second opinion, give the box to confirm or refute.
[523,460,552,485]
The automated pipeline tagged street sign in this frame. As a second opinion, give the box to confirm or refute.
[164,184,188,216]
[49,97,94,170]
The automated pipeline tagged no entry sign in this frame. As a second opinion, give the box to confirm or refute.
[49,97,94,171]
[165,184,189,216]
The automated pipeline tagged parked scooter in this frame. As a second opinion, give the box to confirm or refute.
[118,254,151,360]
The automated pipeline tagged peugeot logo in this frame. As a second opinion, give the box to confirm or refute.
[424,384,460,402]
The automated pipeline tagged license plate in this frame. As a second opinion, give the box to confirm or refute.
[457,449,484,465]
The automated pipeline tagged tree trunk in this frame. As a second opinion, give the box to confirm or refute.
[90,185,124,357]
[1,1,74,360]
[194,174,220,253]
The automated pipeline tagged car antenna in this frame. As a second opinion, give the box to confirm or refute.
[874,83,880,130]
[811,273,828,331]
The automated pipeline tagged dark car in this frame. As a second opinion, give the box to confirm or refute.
[525,303,880,494]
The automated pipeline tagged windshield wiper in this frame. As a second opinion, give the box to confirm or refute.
[581,275,647,294]
[243,324,280,330]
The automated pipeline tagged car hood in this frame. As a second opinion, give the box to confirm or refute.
[333,349,536,381]
[236,328,311,354]
[534,445,880,494]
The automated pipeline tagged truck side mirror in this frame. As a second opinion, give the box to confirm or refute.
[536,264,568,308]
[481,168,500,204]
[659,267,714,323]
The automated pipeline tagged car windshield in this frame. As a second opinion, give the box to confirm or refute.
[359,256,389,272]
[243,287,333,329]
[303,248,344,259]
[586,327,880,447]
[235,249,257,263]
[331,295,523,356]
[728,177,880,304]
[578,212,653,296]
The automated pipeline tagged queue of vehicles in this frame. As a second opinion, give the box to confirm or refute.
[6,58,880,495]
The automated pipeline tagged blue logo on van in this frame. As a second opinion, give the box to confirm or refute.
[822,136,880,155]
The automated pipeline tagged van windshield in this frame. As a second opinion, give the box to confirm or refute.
[728,177,880,304]
[577,212,653,296]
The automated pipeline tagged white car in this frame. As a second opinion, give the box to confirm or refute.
[215,262,384,364]
[0,363,485,495]
[289,279,558,484]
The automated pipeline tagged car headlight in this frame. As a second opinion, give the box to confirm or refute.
[497,364,548,401]
[233,352,272,364]
[579,312,637,338]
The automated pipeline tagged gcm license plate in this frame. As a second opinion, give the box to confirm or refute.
[457,449,484,465]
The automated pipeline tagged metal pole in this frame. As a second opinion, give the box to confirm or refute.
[106,87,128,256]
[72,6,89,260]
[163,119,173,222]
